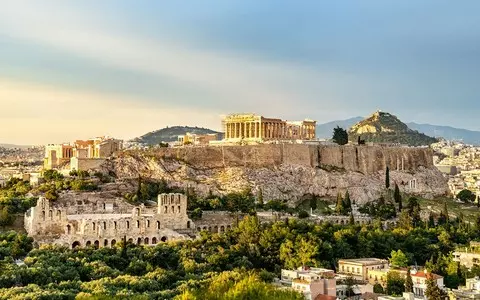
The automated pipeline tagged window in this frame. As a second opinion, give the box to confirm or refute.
[146,220,150,227]
[136,220,140,228]
[156,221,160,229]
[103,222,107,230]
[92,222,96,231]
[178,205,181,213]
[126,221,130,229]
[114,221,117,229]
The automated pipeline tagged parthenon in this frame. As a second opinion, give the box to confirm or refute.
[222,113,316,142]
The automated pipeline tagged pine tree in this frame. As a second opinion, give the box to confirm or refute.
[332,126,349,145]
[336,192,344,215]
[385,166,390,189]
[425,274,442,300]
[405,268,413,293]
[343,191,352,213]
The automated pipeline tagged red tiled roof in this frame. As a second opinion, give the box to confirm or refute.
[314,295,337,300]
[411,271,442,280]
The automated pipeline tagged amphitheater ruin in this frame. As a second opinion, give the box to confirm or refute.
[25,193,236,248]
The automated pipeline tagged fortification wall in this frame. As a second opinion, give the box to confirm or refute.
[147,144,433,174]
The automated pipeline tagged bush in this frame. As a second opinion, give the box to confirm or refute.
[298,210,309,219]
[457,189,476,202]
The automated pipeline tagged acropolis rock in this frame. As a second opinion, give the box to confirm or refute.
[102,144,449,205]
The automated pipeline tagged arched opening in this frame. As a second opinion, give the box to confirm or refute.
[49,210,53,220]
[114,221,117,229]
[178,205,181,213]
[146,220,150,228]
[111,239,116,247]
[213,226,218,233]
[197,227,201,232]
[135,208,140,216]
[92,222,96,231]
[187,221,191,229]
[57,210,61,219]
[144,237,149,245]
[152,237,157,244]
[137,237,142,245]
[156,221,160,229]
[161,236,167,242]
[86,241,92,247]
[227,225,231,230]
[103,222,107,230]
[103,203,106,210]
[136,220,140,228]
[66,225,71,234]
[171,205,175,213]
[220,226,225,232]
[164,206,168,213]
[208,226,212,232]
[94,240,99,248]
[104,239,108,247]
[126,221,130,229]
[42,211,45,221]
[128,238,133,243]
[72,241,81,248]
[203,226,207,231]
[340,220,344,225]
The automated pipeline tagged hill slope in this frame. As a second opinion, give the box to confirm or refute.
[349,111,437,146]
[316,117,363,139]
[133,126,221,145]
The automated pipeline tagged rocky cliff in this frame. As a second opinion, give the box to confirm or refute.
[103,144,448,205]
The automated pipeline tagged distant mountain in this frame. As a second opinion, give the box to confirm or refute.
[0,143,33,149]
[316,116,480,145]
[348,111,437,146]
[407,123,480,145]
[316,117,363,139]
[132,126,221,145]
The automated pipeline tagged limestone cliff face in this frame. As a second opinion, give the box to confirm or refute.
[103,145,448,205]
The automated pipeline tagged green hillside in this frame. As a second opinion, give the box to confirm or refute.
[132,126,222,145]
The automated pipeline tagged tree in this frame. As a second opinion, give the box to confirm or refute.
[425,274,442,300]
[343,191,352,213]
[257,188,264,208]
[456,189,476,202]
[405,268,413,293]
[385,167,390,189]
[332,126,348,145]
[438,201,449,225]
[310,198,317,212]
[390,250,409,268]
[373,283,384,294]
[386,271,405,296]
[394,184,402,211]
[349,212,355,225]
[336,192,344,215]
[298,210,309,219]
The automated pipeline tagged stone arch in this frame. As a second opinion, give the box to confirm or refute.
[197,227,201,232]
[57,210,61,219]
[340,220,344,225]
[104,239,108,247]
[208,226,212,232]
[49,210,53,220]
[187,221,191,229]
[103,222,107,230]
[213,225,218,233]
[42,210,45,221]
[220,225,225,232]
[146,220,150,228]
[171,205,175,213]
[178,205,181,213]
[135,208,140,216]
[144,237,149,245]
[137,237,142,245]
[111,239,116,247]
[164,206,168,213]
[128,238,133,243]
[227,225,231,230]
[126,221,130,229]
[152,237,158,244]
[86,241,92,247]
[94,240,99,248]
[156,221,160,229]
[136,220,140,228]
[66,224,71,234]
[114,221,117,229]
[203,226,207,231]
[72,241,81,248]
[161,236,167,242]
[92,222,96,231]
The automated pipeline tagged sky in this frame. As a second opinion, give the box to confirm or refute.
[1,1,480,144]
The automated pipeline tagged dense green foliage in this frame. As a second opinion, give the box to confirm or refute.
[332,126,349,145]
[457,189,476,203]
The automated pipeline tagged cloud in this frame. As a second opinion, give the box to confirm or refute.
[0,79,221,145]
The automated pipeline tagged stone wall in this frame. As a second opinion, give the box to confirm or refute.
[71,157,106,171]
[142,144,433,174]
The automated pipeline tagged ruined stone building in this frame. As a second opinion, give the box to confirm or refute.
[222,113,316,143]
[44,136,122,171]
[25,193,235,248]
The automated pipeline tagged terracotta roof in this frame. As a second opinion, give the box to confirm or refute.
[412,271,443,280]
[314,295,337,300]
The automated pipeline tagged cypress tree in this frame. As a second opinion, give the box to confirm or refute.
[385,166,390,189]
[343,191,352,213]
[394,183,402,211]
[336,192,344,215]
[349,212,355,225]
[405,268,413,293]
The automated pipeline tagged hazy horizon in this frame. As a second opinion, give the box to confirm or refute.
[2,1,480,144]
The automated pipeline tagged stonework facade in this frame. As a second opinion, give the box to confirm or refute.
[222,113,316,142]
[24,193,219,248]
[44,136,122,170]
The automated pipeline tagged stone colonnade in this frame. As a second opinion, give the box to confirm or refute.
[224,120,288,140]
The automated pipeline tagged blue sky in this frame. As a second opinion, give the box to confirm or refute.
[1,1,479,144]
